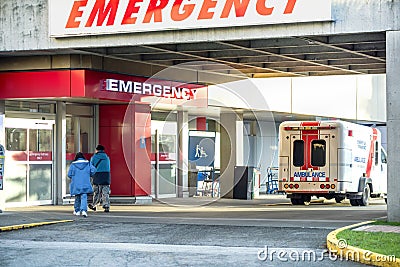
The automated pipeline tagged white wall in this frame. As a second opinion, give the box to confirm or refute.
[209,74,386,122]
[292,75,357,119]
[357,75,386,122]
[255,121,279,191]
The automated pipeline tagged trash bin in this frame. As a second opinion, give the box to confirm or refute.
[233,166,257,200]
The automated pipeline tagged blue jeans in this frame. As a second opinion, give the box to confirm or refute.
[74,193,88,212]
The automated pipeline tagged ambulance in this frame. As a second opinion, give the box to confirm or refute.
[278,120,387,206]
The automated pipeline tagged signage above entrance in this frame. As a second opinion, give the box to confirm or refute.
[0,70,208,108]
[104,78,198,100]
[49,0,332,37]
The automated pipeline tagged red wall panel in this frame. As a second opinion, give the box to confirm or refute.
[99,105,134,196]
[99,104,129,127]
[0,70,73,98]
[196,117,207,131]
[99,104,151,197]
[99,124,133,196]
[70,70,86,97]
[134,104,151,196]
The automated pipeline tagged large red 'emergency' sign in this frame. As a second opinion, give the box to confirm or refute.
[49,0,332,37]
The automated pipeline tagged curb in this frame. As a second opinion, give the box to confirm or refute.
[327,221,400,267]
[0,220,73,232]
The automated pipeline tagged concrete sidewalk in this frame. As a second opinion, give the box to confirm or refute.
[1,196,398,266]
[352,224,400,233]
[0,195,290,228]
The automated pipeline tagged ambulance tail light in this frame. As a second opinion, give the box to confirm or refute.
[331,184,336,189]
[284,184,289,189]
[294,184,299,189]
[289,184,294,189]
[320,184,325,189]
[325,184,330,189]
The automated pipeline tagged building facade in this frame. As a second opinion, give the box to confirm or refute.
[0,0,399,221]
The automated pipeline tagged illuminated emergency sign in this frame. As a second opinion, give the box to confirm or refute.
[104,78,198,100]
[49,0,332,37]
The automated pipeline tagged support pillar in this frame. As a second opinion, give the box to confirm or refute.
[55,101,66,205]
[220,112,243,198]
[73,117,80,153]
[386,31,400,222]
[177,111,189,198]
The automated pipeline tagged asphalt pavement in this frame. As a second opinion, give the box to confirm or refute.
[0,195,390,267]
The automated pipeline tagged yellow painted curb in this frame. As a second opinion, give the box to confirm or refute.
[327,221,400,267]
[0,220,73,232]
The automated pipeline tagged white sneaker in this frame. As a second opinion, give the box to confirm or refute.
[81,211,87,217]
[73,211,80,216]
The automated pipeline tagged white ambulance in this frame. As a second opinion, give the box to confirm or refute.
[278,120,387,206]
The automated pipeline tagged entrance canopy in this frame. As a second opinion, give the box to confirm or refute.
[76,32,386,79]
[0,0,392,124]
[0,0,391,81]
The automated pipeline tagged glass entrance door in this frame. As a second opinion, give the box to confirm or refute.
[5,118,54,206]
[151,121,177,198]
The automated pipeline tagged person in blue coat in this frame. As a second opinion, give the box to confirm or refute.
[68,152,97,217]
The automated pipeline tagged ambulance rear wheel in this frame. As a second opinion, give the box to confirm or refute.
[335,197,345,203]
[350,199,359,206]
[301,195,311,206]
[358,185,370,206]
[290,198,299,205]
[295,195,311,205]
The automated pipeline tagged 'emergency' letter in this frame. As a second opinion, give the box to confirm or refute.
[122,0,143,25]
[143,0,169,23]
[256,0,274,16]
[85,0,120,27]
[284,0,297,14]
[171,0,195,21]
[198,0,217,20]
[66,0,88,28]
[220,0,250,18]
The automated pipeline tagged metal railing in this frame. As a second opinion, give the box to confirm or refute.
[267,167,279,194]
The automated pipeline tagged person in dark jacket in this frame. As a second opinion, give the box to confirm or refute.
[68,152,96,217]
[89,144,111,212]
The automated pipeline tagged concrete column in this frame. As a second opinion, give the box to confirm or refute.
[0,100,5,212]
[73,117,80,152]
[177,110,189,198]
[154,129,160,199]
[220,112,244,198]
[94,105,99,149]
[386,31,400,222]
[55,101,66,205]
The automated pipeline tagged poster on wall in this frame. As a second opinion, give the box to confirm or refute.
[189,135,215,167]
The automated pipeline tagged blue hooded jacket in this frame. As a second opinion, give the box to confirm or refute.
[68,158,96,195]
[90,150,111,185]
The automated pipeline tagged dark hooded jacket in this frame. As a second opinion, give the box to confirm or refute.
[68,158,96,195]
[90,150,111,185]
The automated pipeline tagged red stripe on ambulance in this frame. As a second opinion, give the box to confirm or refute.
[300,121,320,170]
[365,128,378,177]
